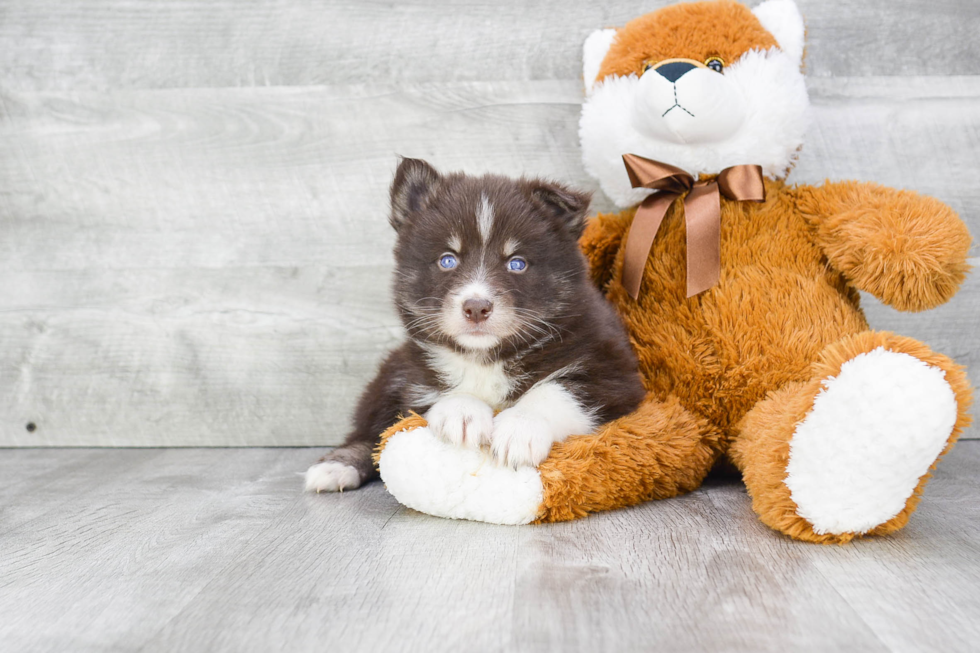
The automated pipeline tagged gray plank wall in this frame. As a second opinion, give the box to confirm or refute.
[1,1,978,446]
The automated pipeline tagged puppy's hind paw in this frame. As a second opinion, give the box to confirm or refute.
[304,461,361,493]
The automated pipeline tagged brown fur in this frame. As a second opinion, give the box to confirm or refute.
[374,412,428,469]
[597,0,778,81]
[376,182,972,537]
[377,1,973,541]
[572,178,973,538]
[536,394,721,522]
[796,181,972,312]
[729,331,973,544]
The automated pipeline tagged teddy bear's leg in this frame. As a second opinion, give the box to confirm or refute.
[730,331,973,544]
[375,396,721,525]
[535,393,722,522]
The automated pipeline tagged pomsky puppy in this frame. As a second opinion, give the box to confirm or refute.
[305,158,645,492]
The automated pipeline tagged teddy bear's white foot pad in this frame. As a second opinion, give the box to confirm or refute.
[785,347,958,535]
[378,426,544,525]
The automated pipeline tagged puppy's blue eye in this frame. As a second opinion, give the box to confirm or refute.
[439,253,458,270]
[507,256,527,272]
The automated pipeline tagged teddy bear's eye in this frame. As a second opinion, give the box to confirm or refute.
[706,57,725,73]
[643,61,654,73]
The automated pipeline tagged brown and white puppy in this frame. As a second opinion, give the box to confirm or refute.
[305,158,644,492]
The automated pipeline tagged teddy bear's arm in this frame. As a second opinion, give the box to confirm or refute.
[795,181,972,311]
[579,209,635,291]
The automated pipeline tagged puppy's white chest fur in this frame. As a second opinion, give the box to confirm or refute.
[425,345,513,410]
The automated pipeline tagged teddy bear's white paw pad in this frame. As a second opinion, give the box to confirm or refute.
[425,395,494,449]
[785,347,958,535]
[490,409,556,468]
[378,426,544,525]
[304,461,361,493]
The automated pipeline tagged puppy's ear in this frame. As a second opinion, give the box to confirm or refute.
[390,157,442,231]
[527,181,592,239]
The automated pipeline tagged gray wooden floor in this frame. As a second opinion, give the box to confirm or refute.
[2,442,979,653]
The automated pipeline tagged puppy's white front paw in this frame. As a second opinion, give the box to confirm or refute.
[490,408,556,468]
[425,394,494,448]
[305,461,361,493]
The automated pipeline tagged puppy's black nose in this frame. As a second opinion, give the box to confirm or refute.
[462,298,493,323]
[655,61,696,83]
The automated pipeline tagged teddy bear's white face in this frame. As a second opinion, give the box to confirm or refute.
[632,59,747,145]
[580,0,811,208]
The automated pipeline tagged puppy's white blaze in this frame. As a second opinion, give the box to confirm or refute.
[503,238,520,258]
[424,345,512,410]
[455,279,493,303]
[447,233,462,252]
[304,461,360,493]
[477,193,494,242]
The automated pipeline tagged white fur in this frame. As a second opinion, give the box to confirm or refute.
[752,0,805,66]
[502,238,520,257]
[455,333,500,349]
[405,383,442,408]
[785,348,958,535]
[632,66,747,144]
[378,425,544,525]
[447,234,462,252]
[422,344,512,410]
[443,280,503,350]
[425,393,495,448]
[477,193,494,242]
[583,28,618,94]
[490,381,597,468]
[304,461,361,493]
[580,47,810,207]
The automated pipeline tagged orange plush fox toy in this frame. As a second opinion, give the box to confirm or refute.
[375,0,973,543]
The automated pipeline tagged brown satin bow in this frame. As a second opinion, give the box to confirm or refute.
[620,154,766,299]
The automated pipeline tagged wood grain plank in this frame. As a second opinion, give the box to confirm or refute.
[1,1,978,91]
[511,483,888,652]
[0,266,402,447]
[0,83,585,272]
[800,442,980,653]
[0,448,315,651]
[1,78,977,446]
[140,499,520,652]
[2,444,978,651]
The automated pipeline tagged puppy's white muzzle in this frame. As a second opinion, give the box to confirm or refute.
[631,68,746,145]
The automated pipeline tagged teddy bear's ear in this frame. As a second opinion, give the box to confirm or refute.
[526,180,592,238]
[390,157,442,231]
[752,0,805,66]
[583,28,618,95]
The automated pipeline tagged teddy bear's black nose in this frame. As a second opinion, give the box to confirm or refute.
[655,61,697,83]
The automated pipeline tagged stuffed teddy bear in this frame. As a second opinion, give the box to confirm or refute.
[375,0,973,543]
